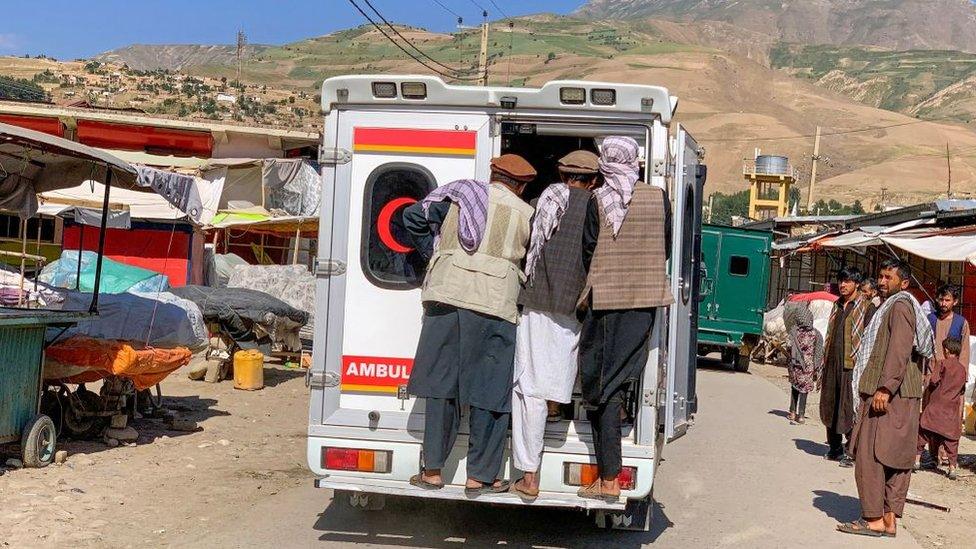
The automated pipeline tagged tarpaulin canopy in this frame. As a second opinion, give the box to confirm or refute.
[0,121,203,221]
[208,210,318,236]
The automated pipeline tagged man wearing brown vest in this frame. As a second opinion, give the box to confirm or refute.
[838,259,934,538]
[402,155,536,496]
[576,136,673,503]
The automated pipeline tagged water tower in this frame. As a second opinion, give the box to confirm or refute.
[745,152,797,220]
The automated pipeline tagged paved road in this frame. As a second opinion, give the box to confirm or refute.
[185,363,919,548]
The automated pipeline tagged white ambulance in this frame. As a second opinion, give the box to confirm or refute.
[306,75,704,530]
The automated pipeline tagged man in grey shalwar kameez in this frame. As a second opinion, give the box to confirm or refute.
[402,154,536,494]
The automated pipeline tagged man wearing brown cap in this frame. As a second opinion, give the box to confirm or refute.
[510,150,600,500]
[402,154,536,494]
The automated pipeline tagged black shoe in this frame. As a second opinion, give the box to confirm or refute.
[825,451,843,462]
[839,455,854,468]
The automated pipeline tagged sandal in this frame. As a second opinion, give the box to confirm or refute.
[546,411,563,423]
[836,519,885,537]
[510,478,539,502]
[577,480,620,503]
[464,479,510,496]
[409,473,444,490]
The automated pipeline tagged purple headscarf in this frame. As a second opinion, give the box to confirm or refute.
[594,136,640,237]
[421,179,489,252]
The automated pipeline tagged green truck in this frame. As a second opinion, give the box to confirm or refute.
[697,224,772,372]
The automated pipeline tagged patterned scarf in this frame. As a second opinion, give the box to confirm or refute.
[851,290,934,407]
[594,136,640,237]
[525,182,570,281]
[421,179,489,252]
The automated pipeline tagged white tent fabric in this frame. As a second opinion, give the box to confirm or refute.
[883,233,976,264]
[39,174,223,224]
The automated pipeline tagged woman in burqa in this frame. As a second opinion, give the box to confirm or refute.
[784,302,824,424]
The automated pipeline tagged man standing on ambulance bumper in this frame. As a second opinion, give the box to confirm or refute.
[402,154,536,494]
[577,136,673,503]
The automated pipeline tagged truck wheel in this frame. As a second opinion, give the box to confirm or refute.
[21,414,57,468]
[734,351,751,373]
[720,348,737,366]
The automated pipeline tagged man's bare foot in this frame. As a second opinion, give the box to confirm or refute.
[788,412,796,422]
[521,471,539,491]
[422,469,442,485]
[883,512,897,536]
[599,476,621,498]
[465,477,506,489]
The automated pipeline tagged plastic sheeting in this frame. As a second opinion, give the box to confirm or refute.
[262,159,321,216]
[44,336,192,390]
[39,250,169,294]
[53,290,207,351]
[204,251,248,288]
[226,264,315,327]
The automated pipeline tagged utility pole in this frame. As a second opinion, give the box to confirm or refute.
[236,29,247,89]
[707,194,714,224]
[946,141,952,199]
[805,125,821,212]
[477,11,489,86]
[880,187,888,210]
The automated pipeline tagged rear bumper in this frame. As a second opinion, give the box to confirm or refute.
[314,476,627,511]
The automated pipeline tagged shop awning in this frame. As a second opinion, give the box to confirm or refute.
[208,210,318,236]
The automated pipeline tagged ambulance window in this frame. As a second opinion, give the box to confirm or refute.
[361,163,436,289]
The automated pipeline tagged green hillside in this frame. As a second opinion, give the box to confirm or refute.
[771,44,976,122]
[184,17,708,88]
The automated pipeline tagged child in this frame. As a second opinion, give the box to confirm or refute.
[916,337,968,479]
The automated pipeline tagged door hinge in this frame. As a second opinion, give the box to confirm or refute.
[307,370,340,389]
[652,158,667,177]
[643,389,655,406]
[315,259,347,277]
[318,147,352,165]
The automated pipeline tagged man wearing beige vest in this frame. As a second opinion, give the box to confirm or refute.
[401,155,536,495]
[838,259,934,538]
[576,136,673,503]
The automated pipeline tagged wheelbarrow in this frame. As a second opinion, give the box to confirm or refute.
[0,310,88,467]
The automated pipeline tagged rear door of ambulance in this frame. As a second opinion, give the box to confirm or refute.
[308,107,492,480]
[664,124,704,441]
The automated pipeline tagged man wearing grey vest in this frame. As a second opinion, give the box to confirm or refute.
[838,259,933,538]
[510,150,600,500]
[576,136,673,503]
[402,154,536,495]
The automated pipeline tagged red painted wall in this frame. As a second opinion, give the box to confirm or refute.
[62,225,192,286]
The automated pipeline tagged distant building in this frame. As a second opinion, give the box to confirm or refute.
[216,93,236,103]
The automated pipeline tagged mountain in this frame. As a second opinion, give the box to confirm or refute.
[576,0,976,53]
[95,44,269,71]
[8,14,976,207]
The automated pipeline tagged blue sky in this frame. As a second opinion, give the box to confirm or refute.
[0,0,585,60]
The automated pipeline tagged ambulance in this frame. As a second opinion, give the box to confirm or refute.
[306,75,704,530]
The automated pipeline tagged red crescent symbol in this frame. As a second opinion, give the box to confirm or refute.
[377,197,417,253]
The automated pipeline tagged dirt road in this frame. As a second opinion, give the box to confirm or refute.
[0,359,967,548]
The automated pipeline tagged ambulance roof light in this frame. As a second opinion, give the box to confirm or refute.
[372,82,398,99]
[591,88,616,106]
[400,82,427,100]
[559,87,586,105]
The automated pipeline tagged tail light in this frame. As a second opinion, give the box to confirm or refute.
[322,447,392,473]
[564,463,636,491]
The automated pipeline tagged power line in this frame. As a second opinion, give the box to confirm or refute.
[346,0,485,81]
[469,0,487,14]
[428,0,462,19]
[361,0,460,73]
[488,0,509,19]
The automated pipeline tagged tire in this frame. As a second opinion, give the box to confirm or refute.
[63,387,107,439]
[21,414,57,468]
[734,351,751,373]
